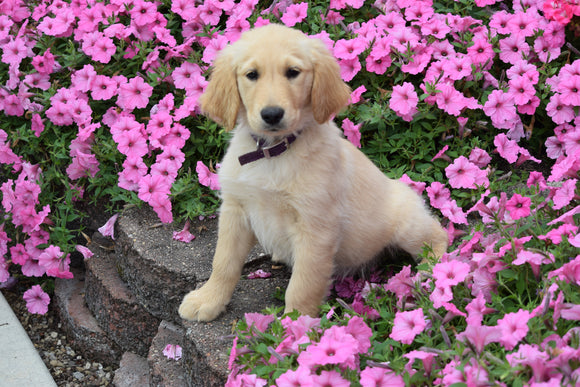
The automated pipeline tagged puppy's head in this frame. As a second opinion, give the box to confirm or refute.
[199,24,351,136]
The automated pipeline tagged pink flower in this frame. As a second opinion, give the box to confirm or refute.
[277,366,313,387]
[390,82,418,116]
[508,76,536,105]
[426,182,451,209]
[399,174,426,195]
[552,178,577,210]
[75,245,93,260]
[432,260,470,289]
[116,129,148,158]
[338,58,361,82]
[483,90,517,126]
[497,309,531,350]
[360,367,404,387]
[196,161,220,191]
[348,85,366,105]
[431,145,450,162]
[31,49,56,74]
[494,133,520,164]
[23,285,50,315]
[247,269,271,279]
[469,147,491,168]
[458,325,501,354]
[98,214,119,240]
[311,370,349,387]
[138,174,171,203]
[465,293,495,326]
[547,94,575,124]
[90,75,118,100]
[280,3,308,27]
[435,83,468,116]
[445,156,481,189]
[499,36,530,65]
[173,221,195,243]
[341,118,361,148]
[1,37,29,66]
[163,344,182,360]
[333,37,366,60]
[298,325,359,369]
[244,313,275,333]
[117,77,153,111]
[390,309,426,344]
[440,199,468,225]
[505,193,531,220]
[557,75,580,106]
[467,38,494,65]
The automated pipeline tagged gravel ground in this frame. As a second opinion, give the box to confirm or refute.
[2,280,115,386]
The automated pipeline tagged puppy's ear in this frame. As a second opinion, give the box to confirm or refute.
[310,40,352,124]
[199,49,240,131]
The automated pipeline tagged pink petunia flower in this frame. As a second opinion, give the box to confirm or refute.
[173,221,195,243]
[458,325,501,354]
[298,325,359,369]
[390,309,427,344]
[390,82,418,116]
[494,133,520,164]
[505,193,531,220]
[23,285,50,315]
[117,77,153,111]
[276,366,312,386]
[497,309,531,350]
[247,269,271,279]
[75,245,93,260]
[280,2,308,27]
[138,174,172,203]
[333,37,366,60]
[196,161,220,191]
[338,57,361,82]
[547,94,575,125]
[483,90,517,126]
[90,75,118,100]
[341,118,362,148]
[508,76,536,105]
[432,260,470,289]
[312,370,350,387]
[445,156,481,189]
[360,367,404,387]
[163,344,182,360]
[98,214,119,240]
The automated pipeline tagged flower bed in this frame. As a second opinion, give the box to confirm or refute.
[0,0,579,385]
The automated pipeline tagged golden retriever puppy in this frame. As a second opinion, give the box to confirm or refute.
[179,24,448,322]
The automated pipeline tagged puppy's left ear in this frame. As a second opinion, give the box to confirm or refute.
[310,39,352,124]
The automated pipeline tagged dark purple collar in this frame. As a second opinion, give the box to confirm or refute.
[238,132,299,166]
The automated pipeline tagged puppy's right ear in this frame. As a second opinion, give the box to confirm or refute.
[199,49,240,131]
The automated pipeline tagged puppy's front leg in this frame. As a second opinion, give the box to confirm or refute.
[284,231,337,317]
[179,202,255,321]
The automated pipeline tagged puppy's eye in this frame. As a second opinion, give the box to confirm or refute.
[246,70,259,81]
[286,68,300,79]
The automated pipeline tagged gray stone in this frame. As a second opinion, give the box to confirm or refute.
[54,268,121,365]
[85,241,160,356]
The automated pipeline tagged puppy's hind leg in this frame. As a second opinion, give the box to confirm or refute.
[179,201,256,321]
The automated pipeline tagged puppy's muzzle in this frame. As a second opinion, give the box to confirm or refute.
[261,106,285,128]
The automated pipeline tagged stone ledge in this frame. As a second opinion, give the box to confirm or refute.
[85,241,160,357]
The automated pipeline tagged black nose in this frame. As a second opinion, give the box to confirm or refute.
[260,106,284,126]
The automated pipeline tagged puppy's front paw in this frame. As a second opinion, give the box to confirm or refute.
[178,288,226,322]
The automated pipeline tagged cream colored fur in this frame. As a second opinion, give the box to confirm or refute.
[178,24,448,322]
